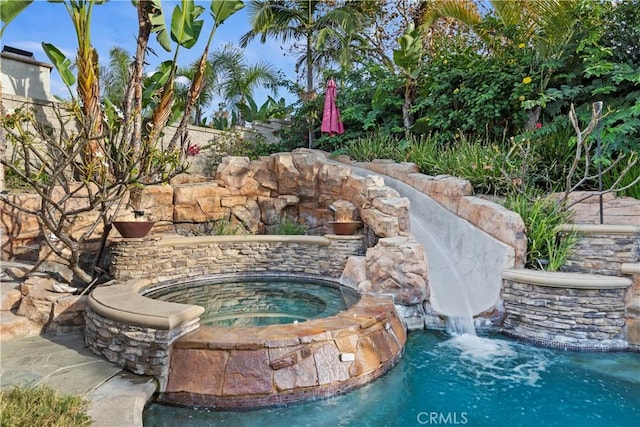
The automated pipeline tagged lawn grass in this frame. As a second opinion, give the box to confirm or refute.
[0,385,91,427]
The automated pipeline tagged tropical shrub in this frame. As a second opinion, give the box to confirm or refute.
[343,133,517,196]
[271,216,306,235]
[209,218,246,236]
[503,191,577,271]
[342,132,403,162]
[546,0,640,157]
[312,63,405,151]
[413,19,531,145]
[602,160,640,199]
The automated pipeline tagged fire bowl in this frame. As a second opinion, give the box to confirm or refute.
[328,221,362,235]
[113,221,155,238]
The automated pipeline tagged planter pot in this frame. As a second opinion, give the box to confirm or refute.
[328,221,361,235]
[113,221,154,238]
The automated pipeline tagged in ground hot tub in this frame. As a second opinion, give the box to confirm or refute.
[142,274,406,409]
[143,276,360,327]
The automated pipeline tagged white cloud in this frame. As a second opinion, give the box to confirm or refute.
[175,75,190,86]
[8,40,76,65]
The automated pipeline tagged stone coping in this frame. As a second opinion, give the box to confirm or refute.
[162,292,406,409]
[559,223,640,235]
[172,293,396,350]
[503,269,632,289]
[157,234,333,247]
[88,279,204,329]
[622,263,640,275]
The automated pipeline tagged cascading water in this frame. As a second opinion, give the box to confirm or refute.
[445,314,476,336]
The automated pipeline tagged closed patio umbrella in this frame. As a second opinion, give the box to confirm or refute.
[321,79,344,136]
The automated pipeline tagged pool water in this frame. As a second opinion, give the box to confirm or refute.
[143,330,640,426]
[144,278,358,327]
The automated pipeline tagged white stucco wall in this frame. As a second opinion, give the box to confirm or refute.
[1,52,54,101]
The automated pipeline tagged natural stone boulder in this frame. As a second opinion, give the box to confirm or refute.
[291,149,327,197]
[47,295,87,334]
[360,208,399,238]
[355,159,419,181]
[318,162,352,199]
[272,152,300,195]
[433,175,473,197]
[17,277,75,326]
[32,255,75,283]
[365,235,428,305]
[1,194,41,240]
[394,304,426,331]
[365,175,399,199]
[1,194,46,260]
[215,156,252,190]
[214,156,272,197]
[0,282,22,311]
[127,185,174,222]
[328,200,359,222]
[232,199,261,233]
[247,159,277,196]
[0,311,42,341]
[258,195,300,225]
[340,256,367,290]
[457,196,527,267]
[169,174,211,185]
[429,175,473,212]
[627,318,640,347]
[297,201,321,230]
[173,182,231,223]
[220,196,248,208]
[340,175,367,206]
[371,197,410,232]
[405,173,435,195]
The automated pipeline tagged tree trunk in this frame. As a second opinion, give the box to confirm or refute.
[306,28,315,148]
[525,107,541,130]
[0,81,5,191]
[402,80,414,138]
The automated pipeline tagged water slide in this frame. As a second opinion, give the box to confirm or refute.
[352,167,515,317]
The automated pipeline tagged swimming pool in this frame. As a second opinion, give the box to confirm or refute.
[143,330,640,426]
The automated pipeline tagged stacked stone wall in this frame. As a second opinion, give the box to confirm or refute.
[502,272,630,350]
[562,226,639,276]
[84,306,199,382]
[558,225,640,350]
[109,235,364,283]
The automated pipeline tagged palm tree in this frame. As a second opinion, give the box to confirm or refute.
[240,0,374,147]
[175,60,215,125]
[0,0,245,284]
[213,45,280,123]
[175,44,280,126]
[100,46,131,108]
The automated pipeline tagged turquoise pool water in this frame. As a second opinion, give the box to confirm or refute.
[144,277,358,327]
[143,330,640,426]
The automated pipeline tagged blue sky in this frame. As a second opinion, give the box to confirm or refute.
[1,0,299,114]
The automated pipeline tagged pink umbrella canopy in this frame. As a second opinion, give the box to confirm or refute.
[321,79,344,136]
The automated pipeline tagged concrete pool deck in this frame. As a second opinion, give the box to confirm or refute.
[0,332,156,426]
